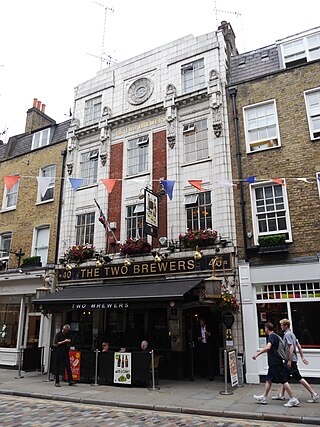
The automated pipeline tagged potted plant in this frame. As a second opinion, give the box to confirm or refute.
[119,238,151,255]
[218,286,240,313]
[65,244,95,264]
[179,228,218,249]
[258,233,289,254]
[21,256,42,267]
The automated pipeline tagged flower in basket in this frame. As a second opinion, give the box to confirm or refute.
[119,238,151,255]
[218,285,240,313]
[65,243,95,264]
[179,228,218,249]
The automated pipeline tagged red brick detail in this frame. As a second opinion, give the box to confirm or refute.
[152,130,167,247]
[108,142,123,242]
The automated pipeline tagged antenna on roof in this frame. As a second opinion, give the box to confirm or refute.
[213,0,245,51]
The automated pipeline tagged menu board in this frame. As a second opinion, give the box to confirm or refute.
[114,352,132,384]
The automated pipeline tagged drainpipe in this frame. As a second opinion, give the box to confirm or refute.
[55,148,67,267]
[228,87,248,260]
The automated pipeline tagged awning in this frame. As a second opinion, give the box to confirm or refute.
[34,279,203,305]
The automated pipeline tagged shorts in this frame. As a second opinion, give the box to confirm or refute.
[266,364,288,384]
[285,361,302,382]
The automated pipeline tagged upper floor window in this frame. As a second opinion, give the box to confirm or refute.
[183,119,208,163]
[2,180,19,209]
[39,165,56,202]
[84,96,102,126]
[317,172,320,198]
[0,232,12,269]
[33,226,50,267]
[127,135,149,176]
[31,128,51,150]
[244,100,280,153]
[79,150,98,186]
[251,182,291,244]
[181,59,205,93]
[281,30,320,68]
[185,191,212,230]
[76,212,95,245]
[126,204,144,239]
[304,88,320,140]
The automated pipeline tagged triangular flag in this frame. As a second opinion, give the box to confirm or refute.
[216,180,235,188]
[102,178,116,194]
[69,178,84,192]
[272,178,285,186]
[296,178,313,184]
[160,180,175,200]
[188,180,205,191]
[244,176,256,183]
[318,176,320,182]
[4,175,20,190]
[37,176,52,197]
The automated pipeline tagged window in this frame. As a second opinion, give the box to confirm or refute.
[84,96,102,125]
[281,30,320,68]
[305,89,320,140]
[185,191,212,230]
[126,204,144,239]
[79,150,98,186]
[3,180,19,209]
[0,296,21,348]
[0,233,12,269]
[76,212,95,245]
[251,182,291,242]
[244,100,280,153]
[39,165,56,201]
[127,135,149,176]
[181,58,205,93]
[317,172,320,197]
[183,119,208,163]
[33,227,50,267]
[31,128,51,150]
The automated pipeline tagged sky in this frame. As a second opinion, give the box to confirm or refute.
[1,0,320,140]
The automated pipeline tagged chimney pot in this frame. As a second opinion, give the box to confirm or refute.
[33,98,38,108]
[37,100,41,110]
[41,104,46,113]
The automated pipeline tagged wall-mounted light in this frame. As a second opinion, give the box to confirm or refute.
[124,255,132,267]
[194,246,202,260]
[65,264,73,271]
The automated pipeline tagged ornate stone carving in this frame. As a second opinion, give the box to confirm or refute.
[165,84,177,149]
[208,70,223,138]
[127,78,154,105]
[99,106,112,166]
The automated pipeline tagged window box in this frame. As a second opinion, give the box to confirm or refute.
[179,228,218,249]
[22,256,42,268]
[257,233,289,254]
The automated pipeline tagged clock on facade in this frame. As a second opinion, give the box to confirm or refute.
[127,78,153,105]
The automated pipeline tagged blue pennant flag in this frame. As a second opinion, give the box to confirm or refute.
[69,178,84,192]
[244,176,256,183]
[160,180,175,200]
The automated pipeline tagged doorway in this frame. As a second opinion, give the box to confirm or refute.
[26,314,41,348]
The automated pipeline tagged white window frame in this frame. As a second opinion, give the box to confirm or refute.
[280,30,320,68]
[2,180,19,210]
[31,128,51,150]
[38,165,56,202]
[127,135,149,176]
[75,212,95,245]
[185,191,212,231]
[243,100,281,153]
[84,96,102,126]
[304,88,320,140]
[250,181,292,245]
[0,232,12,269]
[126,204,144,239]
[317,172,320,198]
[33,226,50,267]
[183,118,208,163]
[181,58,205,93]
[79,150,98,186]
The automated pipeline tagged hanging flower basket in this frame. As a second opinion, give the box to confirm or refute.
[218,286,240,313]
[179,228,218,249]
[65,244,95,264]
[119,238,151,255]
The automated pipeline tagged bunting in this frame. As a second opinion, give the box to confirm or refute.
[101,178,116,194]
[272,178,285,186]
[69,178,84,192]
[160,180,175,200]
[188,180,205,191]
[37,176,52,197]
[4,175,20,190]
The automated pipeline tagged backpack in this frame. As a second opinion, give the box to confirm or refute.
[274,334,290,362]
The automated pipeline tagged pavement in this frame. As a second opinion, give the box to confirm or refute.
[0,369,319,425]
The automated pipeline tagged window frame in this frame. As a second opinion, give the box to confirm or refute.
[38,165,56,202]
[127,134,149,176]
[243,100,281,153]
[0,232,12,268]
[250,181,292,245]
[181,58,205,93]
[185,191,212,231]
[2,180,19,210]
[126,204,145,239]
[75,212,95,245]
[304,88,320,140]
[280,30,320,68]
[183,118,208,163]
[33,226,50,267]
[31,127,51,150]
[84,96,102,126]
[79,150,98,186]
[317,172,320,198]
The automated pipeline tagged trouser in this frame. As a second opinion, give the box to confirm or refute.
[55,351,73,383]
[198,343,214,378]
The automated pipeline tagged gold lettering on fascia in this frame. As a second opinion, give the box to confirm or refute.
[71,303,129,309]
[114,116,166,136]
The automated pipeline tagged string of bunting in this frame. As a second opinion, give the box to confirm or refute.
[3,174,320,200]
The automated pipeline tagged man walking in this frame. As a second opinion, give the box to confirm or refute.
[272,318,319,403]
[252,322,299,407]
[54,324,76,387]
[197,318,214,381]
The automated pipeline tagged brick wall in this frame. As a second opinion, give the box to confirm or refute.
[108,142,123,242]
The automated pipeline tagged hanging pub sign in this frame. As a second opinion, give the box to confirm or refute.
[144,187,158,237]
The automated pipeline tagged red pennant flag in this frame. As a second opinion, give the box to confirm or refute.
[4,175,20,190]
[272,178,285,186]
[188,180,205,191]
[102,178,116,194]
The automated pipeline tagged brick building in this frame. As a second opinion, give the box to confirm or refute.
[0,99,70,367]
[227,26,320,382]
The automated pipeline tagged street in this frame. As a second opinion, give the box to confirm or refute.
[0,395,309,427]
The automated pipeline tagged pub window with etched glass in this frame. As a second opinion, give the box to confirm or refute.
[75,212,95,245]
[183,119,208,163]
[126,204,144,239]
[185,191,212,230]
[127,135,149,176]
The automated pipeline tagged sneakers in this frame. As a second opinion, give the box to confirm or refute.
[54,383,61,387]
[271,394,285,401]
[307,393,319,403]
[253,394,267,404]
[284,397,300,407]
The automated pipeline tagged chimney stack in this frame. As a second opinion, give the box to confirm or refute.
[41,103,46,113]
[33,98,38,108]
[25,98,55,133]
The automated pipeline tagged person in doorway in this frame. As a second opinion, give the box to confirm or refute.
[272,318,319,403]
[54,324,76,387]
[141,340,149,352]
[102,342,110,352]
[252,322,299,407]
[197,318,214,381]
